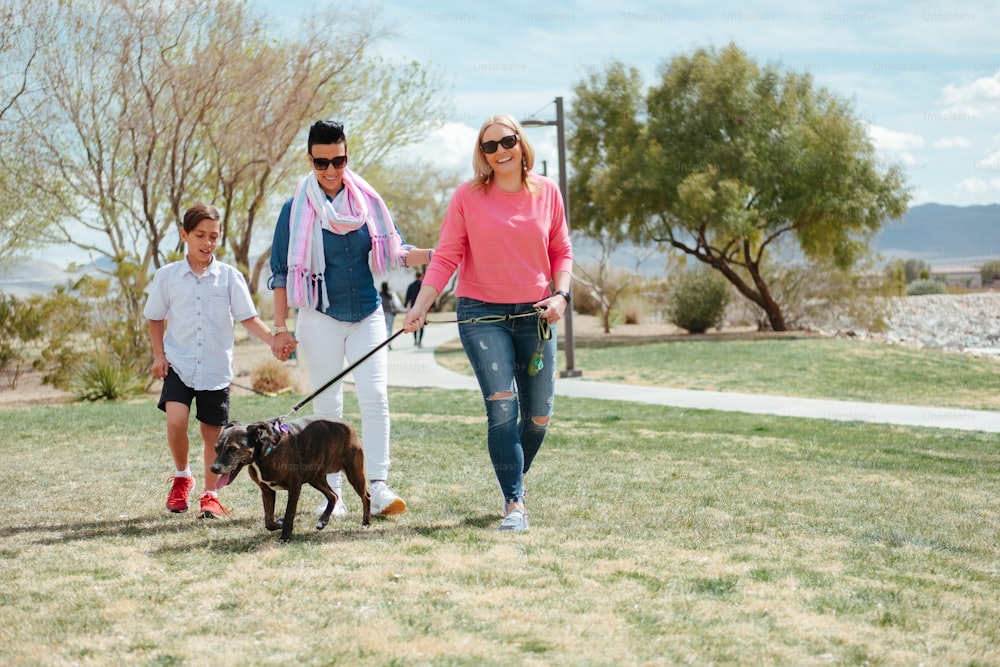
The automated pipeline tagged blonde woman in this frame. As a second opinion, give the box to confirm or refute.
[403,114,573,532]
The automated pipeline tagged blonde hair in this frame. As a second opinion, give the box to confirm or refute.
[470,114,540,193]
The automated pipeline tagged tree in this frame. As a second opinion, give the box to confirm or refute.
[0,1,62,264]
[8,0,444,374]
[902,258,932,283]
[980,260,1000,286]
[570,44,910,331]
[367,160,462,251]
[365,159,463,308]
[573,231,660,333]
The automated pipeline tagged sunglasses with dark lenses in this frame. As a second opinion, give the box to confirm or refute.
[311,155,348,170]
[480,134,518,154]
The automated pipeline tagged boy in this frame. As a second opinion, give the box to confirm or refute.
[145,204,295,518]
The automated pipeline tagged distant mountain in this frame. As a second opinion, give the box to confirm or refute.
[876,203,1000,266]
[3,203,997,298]
[0,256,114,298]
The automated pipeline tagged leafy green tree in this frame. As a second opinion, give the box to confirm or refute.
[885,259,906,296]
[570,44,910,331]
[979,260,1000,285]
[903,258,932,284]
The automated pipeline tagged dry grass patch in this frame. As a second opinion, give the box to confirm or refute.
[0,391,998,665]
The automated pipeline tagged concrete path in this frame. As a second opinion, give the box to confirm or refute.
[379,321,1000,434]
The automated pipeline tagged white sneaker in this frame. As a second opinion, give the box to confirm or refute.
[498,508,528,532]
[369,480,406,516]
[316,496,348,518]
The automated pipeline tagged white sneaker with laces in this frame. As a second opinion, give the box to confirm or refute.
[369,480,406,516]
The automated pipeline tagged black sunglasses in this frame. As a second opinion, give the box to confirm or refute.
[480,134,518,154]
[311,155,348,170]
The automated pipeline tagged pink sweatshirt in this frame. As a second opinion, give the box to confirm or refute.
[424,175,573,304]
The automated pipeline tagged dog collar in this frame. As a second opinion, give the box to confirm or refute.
[260,419,291,459]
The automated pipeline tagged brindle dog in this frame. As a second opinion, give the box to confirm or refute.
[211,418,371,542]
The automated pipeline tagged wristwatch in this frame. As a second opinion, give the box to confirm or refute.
[272,326,289,335]
[554,290,571,304]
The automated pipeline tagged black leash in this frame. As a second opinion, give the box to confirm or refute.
[276,329,405,421]
[273,308,548,421]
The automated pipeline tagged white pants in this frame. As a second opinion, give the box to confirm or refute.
[295,307,392,482]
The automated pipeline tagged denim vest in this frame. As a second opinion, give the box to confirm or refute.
[269,197,381,323]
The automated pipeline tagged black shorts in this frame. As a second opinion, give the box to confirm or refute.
[157,366,230,426]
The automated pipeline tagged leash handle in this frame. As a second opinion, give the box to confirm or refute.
[282,329,405,420]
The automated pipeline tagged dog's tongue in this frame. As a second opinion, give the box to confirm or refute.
[215,471,235,490]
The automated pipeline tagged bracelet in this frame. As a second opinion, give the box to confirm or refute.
[272,326,288,335]
[427,248,435,263]
[554,289,571,304]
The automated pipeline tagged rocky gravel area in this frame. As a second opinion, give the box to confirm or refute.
[822,293,1000,358]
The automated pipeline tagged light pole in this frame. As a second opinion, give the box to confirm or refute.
[521,96,582,378]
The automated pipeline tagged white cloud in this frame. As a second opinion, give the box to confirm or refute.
[390,122,479,175]
[940,71,1000,117]
[908,188,932,206]
[867,124,925,152]
[957,177,1000,194]
[932,136,971,149]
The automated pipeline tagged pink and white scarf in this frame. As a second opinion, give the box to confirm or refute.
[286,168,405,310]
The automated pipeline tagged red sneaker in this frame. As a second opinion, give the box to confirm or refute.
[166,475,195,512]
[198,492,230,519]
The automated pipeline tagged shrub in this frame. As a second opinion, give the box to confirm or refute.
[980,260,1000,286]
[252,359,295,395]
[667,269,730,334]
[72,353,146,402]
[572,285,601,317]
[618,294,646,324]
[906,279,946,296]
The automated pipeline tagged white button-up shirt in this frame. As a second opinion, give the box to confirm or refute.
[143,258,258,391]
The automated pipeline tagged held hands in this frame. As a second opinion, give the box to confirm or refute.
[270,332,298,362]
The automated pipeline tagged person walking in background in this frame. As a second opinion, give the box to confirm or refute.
[380,281,404,349]
[404,270,425,348]
[145,204,294,519]
[402,114,573,532]
[269,120,431,518]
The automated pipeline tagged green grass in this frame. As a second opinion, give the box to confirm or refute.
[437,336,1000,410]
[2,383,999,665]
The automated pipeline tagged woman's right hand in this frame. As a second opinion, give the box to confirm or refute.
[402,283,440,333]
[402,308,427,334]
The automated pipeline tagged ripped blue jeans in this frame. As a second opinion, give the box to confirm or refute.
[457,298,557,505]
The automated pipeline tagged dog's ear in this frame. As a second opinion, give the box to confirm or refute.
[246,422,268,446]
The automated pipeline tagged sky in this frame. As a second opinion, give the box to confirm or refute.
[8,0,999,279]
[260,0,1000,208]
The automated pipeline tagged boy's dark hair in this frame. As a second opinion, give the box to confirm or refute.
[308,120,347,152]
[182,204,221,233]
